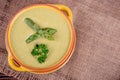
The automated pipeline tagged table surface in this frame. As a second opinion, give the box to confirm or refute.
[1,0,120,80]
[0,73,17,80]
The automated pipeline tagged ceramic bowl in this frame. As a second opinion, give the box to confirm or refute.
[5,4,76,74]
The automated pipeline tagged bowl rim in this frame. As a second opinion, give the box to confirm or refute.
[5,4,76,73]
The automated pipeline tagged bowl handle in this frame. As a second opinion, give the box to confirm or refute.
[8,54,26,71]
[53,4,73,22]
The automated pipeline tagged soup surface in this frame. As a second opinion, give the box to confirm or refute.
[10,6,71,68]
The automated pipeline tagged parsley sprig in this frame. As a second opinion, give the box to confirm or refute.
[31,44,49,63]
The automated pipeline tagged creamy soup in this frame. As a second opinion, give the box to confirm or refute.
[10,6,71,68]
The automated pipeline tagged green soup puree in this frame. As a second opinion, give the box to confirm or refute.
[10,6,71,68]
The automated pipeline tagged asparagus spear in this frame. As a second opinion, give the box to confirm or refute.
[24,18,40,31]
[24,18,57,43]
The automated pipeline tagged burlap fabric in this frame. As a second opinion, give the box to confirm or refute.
[0,0,120,80]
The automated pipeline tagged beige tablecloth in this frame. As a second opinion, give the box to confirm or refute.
[0,0,120,80]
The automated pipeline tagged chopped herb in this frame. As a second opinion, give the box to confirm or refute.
[31,44,49,63]
[38,55,47,63]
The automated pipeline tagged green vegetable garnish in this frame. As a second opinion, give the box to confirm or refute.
[42,28,57,35]
[24,18,57,43]
[38,55,47,63]
[43,34,54,40]
[24,18,56,63]
[24,18,40,31]
[26,32,41,43]
[31,44,49,63]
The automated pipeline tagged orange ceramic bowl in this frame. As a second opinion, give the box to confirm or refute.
[5,4,76,74]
